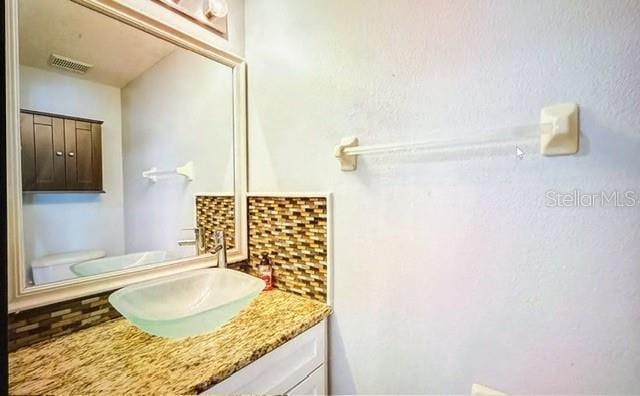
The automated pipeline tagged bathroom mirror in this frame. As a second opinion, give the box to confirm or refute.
[6,0,247,311]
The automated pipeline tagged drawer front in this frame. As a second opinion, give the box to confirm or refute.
[286,363,326,396]
[205,319,326,394]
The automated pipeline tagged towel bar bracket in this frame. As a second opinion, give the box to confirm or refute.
[334,136,359,171]
[540,103,579,156]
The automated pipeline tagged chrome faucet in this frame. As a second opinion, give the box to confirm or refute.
[178,228,226,267]
[178,227,206,255]
[210,230,227,268]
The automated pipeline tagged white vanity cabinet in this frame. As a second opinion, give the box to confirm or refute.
[204,319,327,395]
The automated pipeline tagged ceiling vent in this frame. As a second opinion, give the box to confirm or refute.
[48,54,93,74]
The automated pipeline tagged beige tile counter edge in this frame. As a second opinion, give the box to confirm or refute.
[9,289,332,395]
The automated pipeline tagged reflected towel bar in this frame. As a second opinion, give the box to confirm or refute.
[142,161,195,182]
[334,103,579,171]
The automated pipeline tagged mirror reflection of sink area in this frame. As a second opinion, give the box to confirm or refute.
[70,250,174,277]
[109,268,265,338]
[11,0,246,299]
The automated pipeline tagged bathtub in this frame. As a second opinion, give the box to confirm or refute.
[31,250,173,285]
[70,250,173,277]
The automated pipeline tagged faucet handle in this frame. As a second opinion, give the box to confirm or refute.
[212,229,225,244]
[181,227,204,254]
[182,227,202,240]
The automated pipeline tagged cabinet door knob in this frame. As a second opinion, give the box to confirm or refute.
[56,151,63,156]
[68,152,75,157]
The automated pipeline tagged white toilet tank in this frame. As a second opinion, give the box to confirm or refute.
[31,250,106,285]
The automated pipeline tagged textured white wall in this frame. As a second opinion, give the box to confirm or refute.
[245,0,640,393]
[121,48,234,257]
[19,65,125,275]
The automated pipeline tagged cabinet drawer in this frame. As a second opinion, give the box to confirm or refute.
[205,319,326,395]
[286,363,326,396]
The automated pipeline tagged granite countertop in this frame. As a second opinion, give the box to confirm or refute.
[9,290,331,395]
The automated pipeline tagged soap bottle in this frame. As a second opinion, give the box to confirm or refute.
[259,253,273,291]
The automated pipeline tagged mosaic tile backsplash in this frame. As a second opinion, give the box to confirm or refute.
[247,196,328,303]
[194,195,328,302]
[196,195,236,251]
[8,290,120,352]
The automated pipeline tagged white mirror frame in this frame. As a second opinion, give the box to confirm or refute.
[5,0,248,312]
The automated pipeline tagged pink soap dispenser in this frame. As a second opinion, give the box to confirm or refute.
[259,253,273,291]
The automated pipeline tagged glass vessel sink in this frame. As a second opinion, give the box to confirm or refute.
[109,268,265,338]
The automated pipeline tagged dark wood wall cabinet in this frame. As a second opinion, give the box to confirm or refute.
[20,109,104,192]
